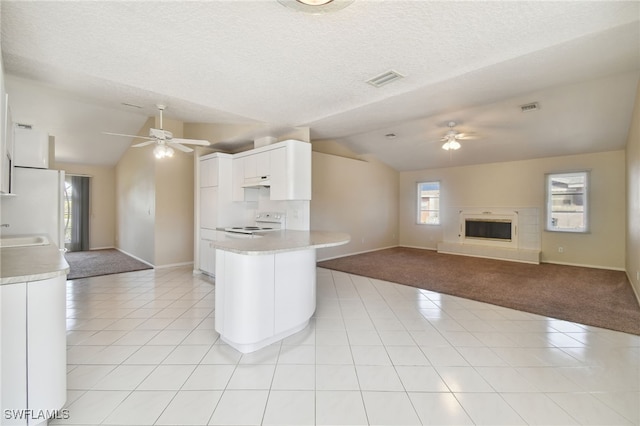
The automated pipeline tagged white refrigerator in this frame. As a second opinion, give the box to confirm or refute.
[0,166,65,250]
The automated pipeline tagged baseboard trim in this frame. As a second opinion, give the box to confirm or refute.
[115,248,155,268]
[90,246,116,251]
[155,261,194,270]
[627,271,640,306]
[398,245,437,251]
[543,260,626,272]
[317,245,399,262]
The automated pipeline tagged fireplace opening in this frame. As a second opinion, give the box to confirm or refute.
[465,219,512,241]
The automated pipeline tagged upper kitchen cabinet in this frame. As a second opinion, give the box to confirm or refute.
[269,141,311,201]
[13,125,49,169]
[200,156,219,187]
[232,140,311,201]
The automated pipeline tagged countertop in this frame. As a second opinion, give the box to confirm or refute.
[208,230,350,255]
[1,242,70,285]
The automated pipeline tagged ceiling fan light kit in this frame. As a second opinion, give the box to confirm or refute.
[154,144,174,159]
[440,121,468,151]
[442,140,461,151]
[103,104,210,159]
[277,0,354,14]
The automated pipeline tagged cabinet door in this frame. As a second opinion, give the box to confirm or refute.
[1,282,28,424]
[27,276,66,414]
[256,151,270,178]
[232,158,245,201]
[243,151,270,179]
[199,238,215,275]
[269,147,287,200]
[200,157,219,187]
[200,186,218,229]
[243,154,257,179]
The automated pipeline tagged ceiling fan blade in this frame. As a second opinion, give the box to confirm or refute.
[132,140,156,148]
[168,142,194,153]
[170,138,210,146]
[103,131,155,140]
[457,133,479,140]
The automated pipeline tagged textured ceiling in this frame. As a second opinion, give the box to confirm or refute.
[1,0,639,169]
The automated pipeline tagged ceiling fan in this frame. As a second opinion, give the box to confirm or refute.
[441,121,476,151]
[104,104,210,158]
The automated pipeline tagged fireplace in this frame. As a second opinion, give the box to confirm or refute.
[459,210,518,248]
[465,219,512,241]
[438,208,540,264]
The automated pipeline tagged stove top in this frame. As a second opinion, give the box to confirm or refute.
[224,226,277,234]
[224,211,285,234]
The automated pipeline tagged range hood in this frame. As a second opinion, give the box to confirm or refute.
[241,176,271,188]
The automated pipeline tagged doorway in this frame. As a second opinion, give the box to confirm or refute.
[64,175,90,252]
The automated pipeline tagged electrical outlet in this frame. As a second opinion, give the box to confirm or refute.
[558,247,564,253]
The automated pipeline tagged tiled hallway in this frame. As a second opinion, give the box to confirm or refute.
[52,266,639,425]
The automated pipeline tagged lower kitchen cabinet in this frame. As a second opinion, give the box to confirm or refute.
[214,248,316,353]
[1,275,66,426]
[199,236,216,276]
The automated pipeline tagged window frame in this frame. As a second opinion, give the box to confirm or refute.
[545,171,589,233]
[416,180,441,226]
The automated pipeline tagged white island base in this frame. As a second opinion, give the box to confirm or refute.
[215,248,317,353]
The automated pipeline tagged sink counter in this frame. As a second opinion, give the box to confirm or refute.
[1,241,69,285]
[209,229,350,255]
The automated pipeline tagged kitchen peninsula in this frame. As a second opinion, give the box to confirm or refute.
[212,229,349,353]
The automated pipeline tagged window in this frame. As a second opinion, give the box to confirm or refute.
[417,181,440,225]
[546,171,588,233]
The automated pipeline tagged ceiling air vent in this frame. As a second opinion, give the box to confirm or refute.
[520,102,540,112]
[366,70,405,88]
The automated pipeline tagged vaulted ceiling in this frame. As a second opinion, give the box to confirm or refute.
[1,1,639,170]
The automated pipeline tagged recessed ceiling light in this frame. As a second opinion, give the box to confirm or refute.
[277,0,354,14]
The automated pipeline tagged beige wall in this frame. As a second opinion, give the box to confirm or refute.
[55,162,116,250]
[311,151,399,261]
[115,116,195,267]
[154,118,194,267]
[399,150,626,270]
[626,79,640,299]
[115,117,156,264]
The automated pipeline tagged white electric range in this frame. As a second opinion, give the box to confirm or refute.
[224,212,285,235]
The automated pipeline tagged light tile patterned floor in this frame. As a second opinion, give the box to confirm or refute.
[51,266,640,425]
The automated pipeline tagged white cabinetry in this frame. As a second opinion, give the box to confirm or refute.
[215,248,316,353]
[243,151,270,180]
[1,275,66,425]
[197,153,240,276]
[269,142,311,200]
[231,140,311,202]
[13,126,49,169]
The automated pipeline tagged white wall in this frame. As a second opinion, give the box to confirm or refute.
[311,151,399,261]
[400,150,627,270]
[626,79,640,299]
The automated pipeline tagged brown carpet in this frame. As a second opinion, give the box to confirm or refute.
[318,247,640,335]
[65,249,152,280]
